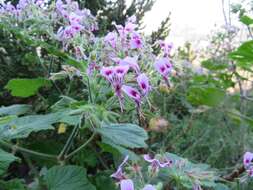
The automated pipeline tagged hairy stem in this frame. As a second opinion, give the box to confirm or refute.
[65,132,96,160]
[58,115,84,160]
[87,77,93,103]
[0,140,57,160]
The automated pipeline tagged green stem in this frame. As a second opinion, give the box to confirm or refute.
[66,79,73,96]
[65,132,96,160]
[87,77,93,103]
[0,140,57,160]
[58,117,83,160]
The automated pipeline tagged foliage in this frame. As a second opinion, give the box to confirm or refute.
[1,0,253,189]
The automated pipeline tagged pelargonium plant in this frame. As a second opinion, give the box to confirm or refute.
[110,153,218,190]
[0,0,174,117]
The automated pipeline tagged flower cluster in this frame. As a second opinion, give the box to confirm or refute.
[55,0,97,45]
[111,155,156,190]
[243,152,253,176]
[100,63,151,111]
[143,154,172,174]
[99,17,153,111]
[0,0,46,17]
[104,16,142,51]
[154,57,172,86]
[110,153,218,190]
[0,0,97,53]
[154,41,173,86]
[158,40,173,57]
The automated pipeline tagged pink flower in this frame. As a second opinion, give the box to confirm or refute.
[247,167,253,177]
[16,0,28,10]
[120,179,134,190]
[69,13,82,25]
[127,15,137,23]
[104,32,117,48]
[111,155,129,180]
[137,73,151,96]
[154,58,172,85]
[101,66,129,111]
[120,179,156,190]
[115,24,125,38]
[243,152,253,167]
[130,32,142,49]
[143,185,156,190]
[154,58,172,77]
[100,66,114,81]
[86,61,97,76]
[143,154,172,173]
[122,85,141,107]
[125,22,137,33]
[115,20,137,39]
[71,23,83,32]
[119,56,140,74]
[158,40,173,56]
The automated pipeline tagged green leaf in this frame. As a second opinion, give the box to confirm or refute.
[201,60,228,71]
[0,115,17,125]
[0,113,57,140]
[102,138,140,161]
[214,183,230,190]
[0,111,80,140]
[226,109,253,127]
[0,149,19,175]
[187,86,226,107]
[50,96,77,112]
[45,165,96,190]
[0,179,27,190]
[229,40,253,64]
[96,123,148,148]
[5,78,51,98]
[240,15,253,26]
[93,171,117,190]
[0,104,31,116]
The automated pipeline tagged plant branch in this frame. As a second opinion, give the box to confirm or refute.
[64,132,96,160]
[87,77,93,103]
[0,140,57,160]
[58,115,84,160]
[223,165,245,181]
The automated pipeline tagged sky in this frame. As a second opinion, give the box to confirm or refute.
[127,0,242,47]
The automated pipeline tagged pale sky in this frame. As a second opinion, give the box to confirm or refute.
[127,0,242,47]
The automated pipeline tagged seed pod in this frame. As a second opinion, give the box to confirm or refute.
[149,117,170,132]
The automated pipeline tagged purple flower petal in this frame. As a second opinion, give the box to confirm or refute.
[105,32,117,48]
[125,22,137,33]
[120,56,140,74]
[122,85,141,105]
[158,40,173,56]
[127,15,136,23]
[137,73,151,95]
[130,32,142,49]
[119,155,129,168]
[111,156,129,180]
[100,66,114,81]
[114,65,129,78]
[144,154,171,173]
[244,152,253,167]
[143,184,156,190]
[143,154,156,163]
[111,167,124,180]
[247,166,253,177]
[154,58,172,79]
[120,179,134,190]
